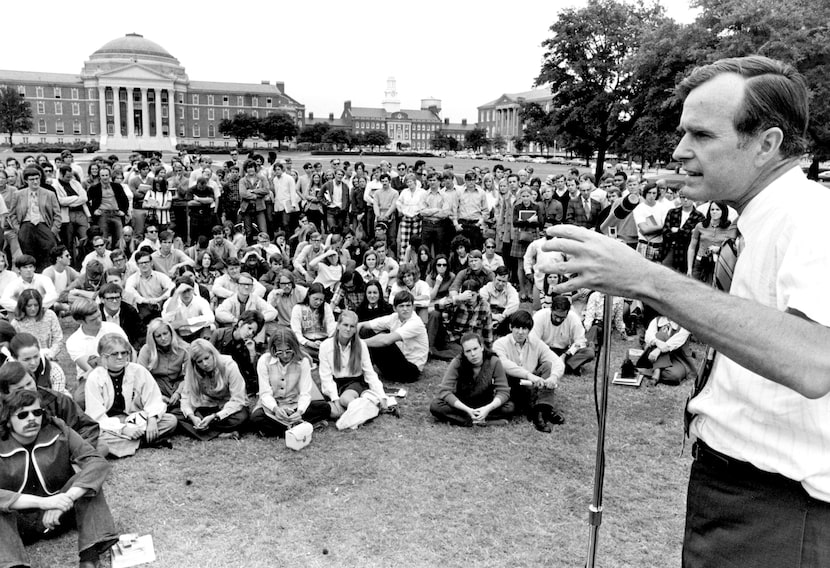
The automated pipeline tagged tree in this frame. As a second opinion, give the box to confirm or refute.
[322,129,350,150]
[297,123,331,144]
[363,129,391,151]
[464,127,490,152]
[259,112,299,150]
[0,87,32,146]
[492,134,506,152]
[535,0,667,182]
[218,113,260,148]
[513,137,524,153]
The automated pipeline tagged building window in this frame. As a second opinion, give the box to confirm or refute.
[73,120,82,134]
[178,107,184,119]
[161,105,168,118]
[54,102,62,115]
[252,97,258,107]
[37,119,46,133]
[192,94,199,105]
[252,110,258,118]
[36,101,45,114]
[71,88,79,100]
[177,93,184,104]
[72,103,80,116]
[17,85,25,96]
[55,120,64,134]
[179,125,185,137]
[237,96,243,106]
[107,123,114,135]
[36,86,44,98]
[208,123,215,137]
[89,121,96,135]
[207,108,214,120]
[192,125,200,137]
[57,138,64,144]
[88,88,95,100]
[106,103,113,116]
[54,87,61,99]
[192,108,199,120]
[207,94,214,105]
[21,137,28,143]
[266,98,272,107]
[88,103,95,115]
[222,108,230,120]
[222,95,229,106]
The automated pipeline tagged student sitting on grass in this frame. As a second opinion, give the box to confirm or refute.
[319,310,387,418]
[290,282,336,362]
[179,339,249,440]
[137,318,189,418]
[429,333,514,427]
[250,326,331,437]
[0,389,119,568]
[84,333,178,456]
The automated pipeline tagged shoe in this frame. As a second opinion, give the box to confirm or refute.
[217,431,240,440]
[533,411,552,433]
[313,420,329,431]
[546,410,565,425]
[79,557,100,568]
[150,439,173,449]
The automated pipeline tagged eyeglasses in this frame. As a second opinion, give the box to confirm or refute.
[105,350,130,359]
[137,260,152,265]
[435,262,447,267]
[16,409,44,420]
[485,245,495,249]
[146,229,157,233]
[238,281,253,287]
[279,281,292,286]
[93,243,105,248]
[274,349,295,358]
[104,296,121,302]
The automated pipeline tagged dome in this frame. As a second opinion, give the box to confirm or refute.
[90,33,179,64]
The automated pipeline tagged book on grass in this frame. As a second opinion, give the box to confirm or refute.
[612,371,643,387]
[111,534,156,568]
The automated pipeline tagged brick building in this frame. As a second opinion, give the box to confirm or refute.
[0,33,304,152]
[477,87,555,153]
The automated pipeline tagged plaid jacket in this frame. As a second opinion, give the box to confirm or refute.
[662,206,704,272]
[446,297,493,348]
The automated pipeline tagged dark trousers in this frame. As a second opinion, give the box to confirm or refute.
[170,204,189,243]
[178,406,249,440]
[459,220,483,251]
[429,398,515,426]
[326,208,347,235]
[60,212,89,267]
[684,441,830,567]
[367,343,421,383]
[18,222,58,271]
[249,402,330,437]
[551,346,595,374]
[506,360,556,416]
[1,485,117,566]
[241,209,267,243]
[420,219,446,257]
[94,211,123,250]
[189,207,217,247]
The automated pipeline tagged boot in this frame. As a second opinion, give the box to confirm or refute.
[532,409,552,433]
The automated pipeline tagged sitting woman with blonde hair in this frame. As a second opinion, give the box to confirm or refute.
[319,310,386,417]
[250,326,331,437]
[179,338,249,440]
[137,318,190,414]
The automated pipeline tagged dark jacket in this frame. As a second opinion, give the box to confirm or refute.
[0,418,110,511]
[662,205,705,272]
[38,387,100,447]
[100,301,145,349]
[87,182,130,215]
[321,180,350,213]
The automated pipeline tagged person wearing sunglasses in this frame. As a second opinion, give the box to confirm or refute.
[84,333,177,457]
[0,389,119,568]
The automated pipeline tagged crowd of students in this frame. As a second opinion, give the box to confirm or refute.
[0,149,739,566]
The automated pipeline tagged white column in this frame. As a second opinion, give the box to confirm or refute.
[97,87,107,139]
[154,88,163,138]
[126,89,135,138]
[140,87,150,138]
[112,87,122,138]
[168,90,177,144]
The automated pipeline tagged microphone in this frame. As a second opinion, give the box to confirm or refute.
[599,194,640,235]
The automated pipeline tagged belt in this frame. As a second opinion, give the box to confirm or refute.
[459,218,479,224]
[692,440,764,476]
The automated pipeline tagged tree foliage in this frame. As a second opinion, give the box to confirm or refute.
[297,123,331,144]
[259,112,299,149]
[492,134,506,152]
[535,0,667,181]
[464,127,490,152]
[431,130,459,151]
[363,129,391,150]
[218,113,262,148]
[0,87,32,146]
[322,129,350,149]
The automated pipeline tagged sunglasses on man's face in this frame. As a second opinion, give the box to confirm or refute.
[16,409,44,420]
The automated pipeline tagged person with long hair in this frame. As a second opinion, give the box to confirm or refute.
[448,234,471,275]
[429,333,513,426]
[512,187,544,302]
[0,389,119,568]
[686,200,738,283]
[303,171,326,233]
[290,282,336,360]
[331,269,365,315]
[9,332,69,396]
[10,288,62,360]
[179,338,249,440]
[137,318,189,411]
[355,249,389,293]
[319,310,386,417]
[355,279,393,322]
[426,254,455,307]
[389,262,431,321]
[84,333,178,455]
[250,326,331,437]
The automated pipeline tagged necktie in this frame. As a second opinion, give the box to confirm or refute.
[584,199,591,220]
[684,236,740,436]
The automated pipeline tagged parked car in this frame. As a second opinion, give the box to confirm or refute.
[505,155,517,162]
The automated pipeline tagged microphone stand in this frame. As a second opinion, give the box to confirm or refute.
[585,293,614,568]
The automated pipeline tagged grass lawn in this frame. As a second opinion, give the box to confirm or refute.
[23,316,695,568]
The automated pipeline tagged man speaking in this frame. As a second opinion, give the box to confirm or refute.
[541,55,830,566]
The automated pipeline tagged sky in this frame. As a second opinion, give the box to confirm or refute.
[0,0,698,124]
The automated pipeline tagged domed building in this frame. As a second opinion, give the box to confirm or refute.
[0,33,304,152]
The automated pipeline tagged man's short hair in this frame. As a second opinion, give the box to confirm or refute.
[392,289,415,306]
[493,265,510,278]
[677,55,809,159]
[8,333,39,358]
[49,245,68,264]
[15,255,36,269]
[461,279,481,293]
[509,310,534,330]
[134,250,152,264]
[551,295,571,312]
[97,282,123,300]
[0,361,29,394]
[159,230,174,242]
[237,310,264,331]
[70,298,99,320]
